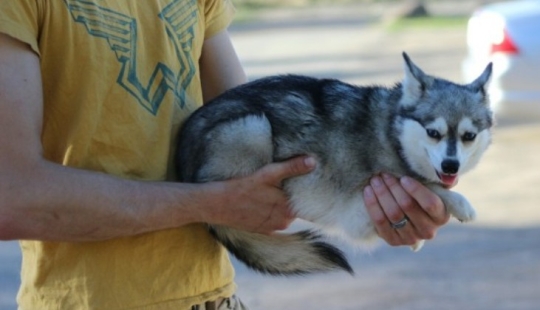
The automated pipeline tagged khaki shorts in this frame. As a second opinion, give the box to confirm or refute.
[191,295,248,310]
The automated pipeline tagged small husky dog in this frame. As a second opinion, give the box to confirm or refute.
[176,52,493,276]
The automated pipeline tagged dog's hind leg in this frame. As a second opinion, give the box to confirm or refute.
[192,114,353,275]
[196,114,274,182]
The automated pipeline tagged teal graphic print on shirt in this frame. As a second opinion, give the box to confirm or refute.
[65,0,197,115]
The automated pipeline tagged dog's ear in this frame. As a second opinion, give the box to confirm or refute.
[401,52,431,107]
[468,62,493,102]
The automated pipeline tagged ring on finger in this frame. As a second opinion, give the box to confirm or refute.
[390,215,409,230]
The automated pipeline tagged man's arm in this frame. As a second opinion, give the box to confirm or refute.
[0,32,314,242]
[199,30,247,103]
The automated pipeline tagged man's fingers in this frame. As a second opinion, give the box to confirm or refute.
[400,176,449,224]
[369,176,404,224]
[365,174,450,246]
[260,156,316,186]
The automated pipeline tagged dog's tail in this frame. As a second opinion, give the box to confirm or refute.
[210,224,353,276]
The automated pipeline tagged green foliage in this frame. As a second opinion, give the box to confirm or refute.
[385,16,468,31]
[233,0,369,9]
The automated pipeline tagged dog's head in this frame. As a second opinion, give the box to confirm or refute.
[397,52,493,186]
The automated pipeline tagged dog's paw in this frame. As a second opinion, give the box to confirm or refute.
[453,208,476,223]
[446,194,476,222]
[410,239,425,252]
[427,186,476,223]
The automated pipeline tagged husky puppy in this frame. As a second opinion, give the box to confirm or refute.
[175,52,493,276]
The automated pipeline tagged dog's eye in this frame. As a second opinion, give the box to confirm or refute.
[426,129,441,140]
[462,132,477,142]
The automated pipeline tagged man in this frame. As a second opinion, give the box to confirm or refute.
[0,0,449,309]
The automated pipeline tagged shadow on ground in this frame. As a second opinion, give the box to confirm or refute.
[234,224,540,310]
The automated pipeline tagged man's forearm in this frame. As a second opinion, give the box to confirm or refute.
[0,159,209,241]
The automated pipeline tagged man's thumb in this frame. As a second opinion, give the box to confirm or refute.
[262,156,317,185]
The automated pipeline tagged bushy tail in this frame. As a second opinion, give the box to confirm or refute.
[209,225,353,276]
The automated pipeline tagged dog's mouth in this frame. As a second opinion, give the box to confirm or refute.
[436,171,458,188]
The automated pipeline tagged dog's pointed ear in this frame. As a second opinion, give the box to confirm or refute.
[468,62,493,102]
[401,52,430,107]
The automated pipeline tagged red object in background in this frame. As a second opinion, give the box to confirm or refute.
[491,28,519,54]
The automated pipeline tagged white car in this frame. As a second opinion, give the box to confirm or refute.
[462,0,540,119]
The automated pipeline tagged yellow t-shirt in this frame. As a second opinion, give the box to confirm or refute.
[0,0,236,309]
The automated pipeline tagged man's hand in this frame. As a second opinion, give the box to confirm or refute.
[204,156,316,235]
[363,173,450,247]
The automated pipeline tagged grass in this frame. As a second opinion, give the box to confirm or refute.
[232,1,470,30]
[232,0,380,23]
[384,16,469,31]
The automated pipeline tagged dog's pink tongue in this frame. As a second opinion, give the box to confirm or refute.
[441,174,458,187]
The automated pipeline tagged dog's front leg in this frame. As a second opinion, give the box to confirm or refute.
[426,185,476,222]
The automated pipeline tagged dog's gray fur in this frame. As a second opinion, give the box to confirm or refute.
[175,53,493,276]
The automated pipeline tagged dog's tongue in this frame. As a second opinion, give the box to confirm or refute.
[440,174,458,187]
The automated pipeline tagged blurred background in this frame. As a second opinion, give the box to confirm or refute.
[1,0,539,309]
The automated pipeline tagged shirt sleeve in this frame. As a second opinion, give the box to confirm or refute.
[0,0,41,55]
[202,0,236,39]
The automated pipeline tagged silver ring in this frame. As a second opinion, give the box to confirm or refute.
[391,216,409,229]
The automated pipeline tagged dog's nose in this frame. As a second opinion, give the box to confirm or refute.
[441,159,460,174]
